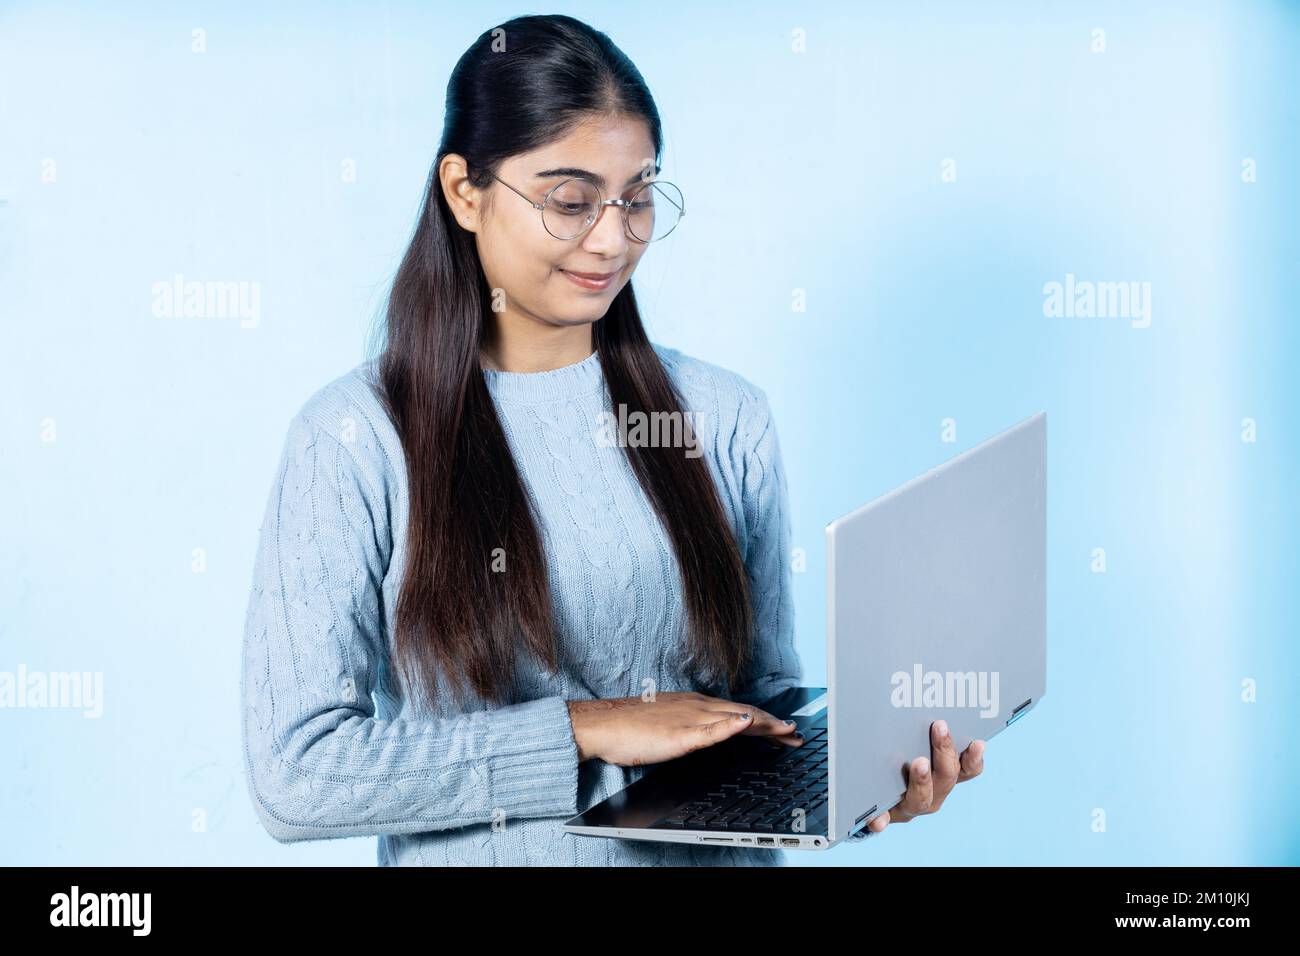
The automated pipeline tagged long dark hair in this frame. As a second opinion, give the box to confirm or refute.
[374,14,753,711]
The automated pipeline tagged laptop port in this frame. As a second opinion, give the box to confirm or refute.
[702,837,734,844]
[1006,698,1032,726]
[757,837,775,846]
[780,838,800,847]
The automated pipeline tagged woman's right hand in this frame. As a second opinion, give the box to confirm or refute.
[566,691,802,766]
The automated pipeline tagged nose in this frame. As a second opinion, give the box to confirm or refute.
[580,201,631,257]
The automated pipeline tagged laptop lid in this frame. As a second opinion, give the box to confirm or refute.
[827,412,1047,842]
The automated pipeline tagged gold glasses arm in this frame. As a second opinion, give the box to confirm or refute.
[488,173,546,210]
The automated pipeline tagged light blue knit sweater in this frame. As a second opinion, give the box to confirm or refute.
[240,343,802,865]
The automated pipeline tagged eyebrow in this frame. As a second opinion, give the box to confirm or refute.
[533,165,661,191]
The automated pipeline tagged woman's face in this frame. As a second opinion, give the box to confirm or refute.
[444,115,658,332]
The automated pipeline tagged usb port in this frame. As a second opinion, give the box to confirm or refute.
[1006,698,1032,726]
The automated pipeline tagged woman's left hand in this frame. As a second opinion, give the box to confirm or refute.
[865,719,985,833]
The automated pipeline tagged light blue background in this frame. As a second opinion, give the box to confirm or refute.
[1,0,1295,866]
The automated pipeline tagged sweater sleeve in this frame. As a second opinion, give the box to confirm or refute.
[726,386,804,708]
[240,410,580,844]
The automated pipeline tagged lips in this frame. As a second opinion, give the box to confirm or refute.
[559,267,618,292]
[562,269,617,280]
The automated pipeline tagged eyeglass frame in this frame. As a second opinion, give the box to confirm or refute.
[485,171,684,243]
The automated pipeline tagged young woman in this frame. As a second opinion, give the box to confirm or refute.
[240,13,984,867]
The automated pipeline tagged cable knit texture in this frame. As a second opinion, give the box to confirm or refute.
[240,343,802,865]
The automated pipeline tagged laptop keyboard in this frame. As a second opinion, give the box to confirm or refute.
[651,726,829,833]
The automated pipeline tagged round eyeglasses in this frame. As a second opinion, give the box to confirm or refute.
[487,173,684,243]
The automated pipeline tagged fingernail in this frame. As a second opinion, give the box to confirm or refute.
[935,719,948,738]
[786,719,797,726]
[739,713,751,720]
[917,758,930,776]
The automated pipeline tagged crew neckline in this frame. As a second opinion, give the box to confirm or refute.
[480,349,606,403]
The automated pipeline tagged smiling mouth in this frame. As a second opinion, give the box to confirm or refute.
[560,269,618,280]
[558,268,618,291]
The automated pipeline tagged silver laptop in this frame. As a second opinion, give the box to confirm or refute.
[563,411,1047,851]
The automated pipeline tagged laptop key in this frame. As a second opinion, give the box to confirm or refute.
[711,796,749,815]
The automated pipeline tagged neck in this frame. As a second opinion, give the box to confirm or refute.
[480,315,595,373]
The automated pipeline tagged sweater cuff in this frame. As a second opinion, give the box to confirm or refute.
[486,696,581,821]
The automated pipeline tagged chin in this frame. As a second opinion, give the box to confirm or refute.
[551,308,607,327]
[554,295,616,317]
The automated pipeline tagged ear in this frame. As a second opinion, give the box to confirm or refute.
[439,153,480,232]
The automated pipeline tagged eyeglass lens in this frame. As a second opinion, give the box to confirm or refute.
[541,179,683,242]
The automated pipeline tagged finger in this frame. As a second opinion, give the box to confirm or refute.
[760,727,805,748]
[868,809,890,832]
[894,756,933,818]
[745,711,800,739]
[743,714,803,744]
[687,711,756,750]
[886,800,913,824]
[742,722,804,748]
[704,702,801,743]
[958,739,986,781]
[928,719,960,809]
